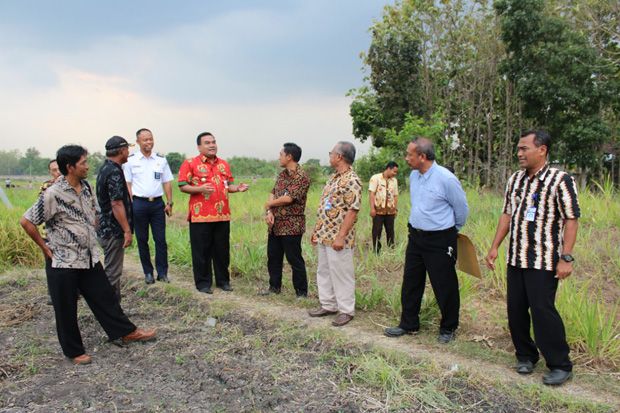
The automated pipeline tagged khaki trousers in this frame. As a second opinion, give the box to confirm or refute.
[316,244,355,315]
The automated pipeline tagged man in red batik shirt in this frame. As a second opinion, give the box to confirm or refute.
[178,132,249,294]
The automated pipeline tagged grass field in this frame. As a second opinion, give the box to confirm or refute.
[1,174,619,370]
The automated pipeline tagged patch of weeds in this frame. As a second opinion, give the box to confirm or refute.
[175,355,186,365]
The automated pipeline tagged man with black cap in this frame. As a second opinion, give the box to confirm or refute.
[96,136,134,300]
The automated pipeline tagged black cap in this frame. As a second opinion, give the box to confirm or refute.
[105,136,133,150]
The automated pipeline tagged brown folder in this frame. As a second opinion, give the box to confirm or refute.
[457,233,482,278]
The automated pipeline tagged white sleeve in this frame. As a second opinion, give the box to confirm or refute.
[162,159,173,183]
[123,161,133,183]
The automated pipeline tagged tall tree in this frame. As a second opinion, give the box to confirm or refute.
[496,0,617,172]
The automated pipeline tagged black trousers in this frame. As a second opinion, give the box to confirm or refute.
[47,262,136,358]
[371,214,396,252]
[189,221,230,290]
[133,197,168,277]
[400,225,459,333]
[267,234,308,296]
[507,265,572,371]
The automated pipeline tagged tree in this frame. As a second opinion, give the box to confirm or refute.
[88,152,106,176]
[496,0,618,172]
[166,152,185,175]
[349,1,425,146]
[0,150,23,175]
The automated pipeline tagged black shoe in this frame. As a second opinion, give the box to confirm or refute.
[516,360,535,375]
[384,326,417,337]
[199,287,213,294]
[438,331,456,344]
[157,274,170,283]
[543,369,573,386]
[296,293,308,299]
[145,273,155,284]
[258,288,280,296]
[220,284,233,292]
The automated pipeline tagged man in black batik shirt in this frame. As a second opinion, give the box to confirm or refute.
[486,130,580,386]
[97,136,134,301]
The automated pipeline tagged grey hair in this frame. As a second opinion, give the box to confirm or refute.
[411,137,435,161]
[336,141,356,164]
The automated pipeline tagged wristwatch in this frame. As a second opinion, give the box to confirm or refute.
[560,254,575,263]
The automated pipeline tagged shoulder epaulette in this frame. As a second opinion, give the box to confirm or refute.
[128,153,135,157]
[156,152,165,158]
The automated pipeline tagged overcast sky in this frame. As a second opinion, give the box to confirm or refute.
[0,1,387,163]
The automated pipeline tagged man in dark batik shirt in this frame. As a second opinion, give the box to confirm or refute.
[96,136,134,300]
[261,143,310,297]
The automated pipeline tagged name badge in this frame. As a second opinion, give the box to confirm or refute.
[525,206,537,222]
[324,199,332,211]
[154,172,161,180]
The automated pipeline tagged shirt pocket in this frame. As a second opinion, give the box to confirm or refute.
[423,187,445,210]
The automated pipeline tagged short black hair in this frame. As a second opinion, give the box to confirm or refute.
[136,128,151,137]
[521,129,551,154]
[196,132,214,146]
[56,145,88,176]
[386,161,398,170]
[282,142,302,162]
[48,159,57,168]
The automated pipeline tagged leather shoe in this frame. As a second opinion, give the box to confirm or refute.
[438,331,456,344]
[220,284,233,292]
[72,354,92,365]
[384,326,417,337]
[122,328,157,344]
[199,287,213,294]
[308,307,338,317]
[543,369,573,386]
[332,313,353,327]
[144,273,155,284]
[516,360,535,375]
[157,274,170,283]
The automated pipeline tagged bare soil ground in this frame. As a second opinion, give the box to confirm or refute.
[1,259,618,412]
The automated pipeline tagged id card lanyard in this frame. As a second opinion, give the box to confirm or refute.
[524,182,541,222]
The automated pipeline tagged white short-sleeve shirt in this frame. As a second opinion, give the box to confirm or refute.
[123,151,173,198]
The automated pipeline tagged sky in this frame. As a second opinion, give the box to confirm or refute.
[0,1,387,163]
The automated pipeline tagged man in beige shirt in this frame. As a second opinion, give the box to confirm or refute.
[309,141,362,327]
[369,161,399,253]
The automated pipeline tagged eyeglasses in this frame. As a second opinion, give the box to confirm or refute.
[329,151,341,157]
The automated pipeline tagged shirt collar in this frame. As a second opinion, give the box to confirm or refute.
[535,163,550,181]
[418,161,436,180]
[199,154,221,164]
[137,151,155,160]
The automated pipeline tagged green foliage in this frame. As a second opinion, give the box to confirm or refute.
[301,159,325,187]
[227,156,279,178]
[355,113,446,183]
[166,152,186,175]
[349,1,426,145]
[495,0,618,170]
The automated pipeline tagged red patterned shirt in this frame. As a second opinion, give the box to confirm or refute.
[270,166,310,236]
[178,155,235,223]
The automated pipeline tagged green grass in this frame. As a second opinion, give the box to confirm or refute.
[2,176,620,369]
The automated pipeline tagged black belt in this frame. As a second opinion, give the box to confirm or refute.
[408,224,455,235]
[133,196,162,202]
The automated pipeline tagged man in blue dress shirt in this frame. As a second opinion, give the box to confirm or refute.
[385,138,469,344]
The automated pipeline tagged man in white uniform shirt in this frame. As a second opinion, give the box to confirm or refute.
[123,128,174,284]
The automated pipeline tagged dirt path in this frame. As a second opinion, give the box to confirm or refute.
[1,257,618,412]
[124,258,620,409]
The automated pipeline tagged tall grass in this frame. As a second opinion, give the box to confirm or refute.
[3,176,620,368]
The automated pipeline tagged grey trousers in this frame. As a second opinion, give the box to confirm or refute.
[99,236,125,301]
[316,244,355,315]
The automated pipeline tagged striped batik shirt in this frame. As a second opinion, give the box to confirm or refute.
[502,164,580,271]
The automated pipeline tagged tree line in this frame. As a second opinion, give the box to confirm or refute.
[0,148,327,185]
[350,0,619,188]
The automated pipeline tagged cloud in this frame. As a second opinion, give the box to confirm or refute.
[0,68,370,162]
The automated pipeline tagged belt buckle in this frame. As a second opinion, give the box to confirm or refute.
[148,197,154,202]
